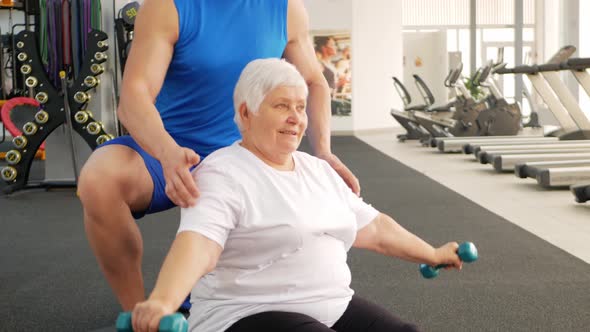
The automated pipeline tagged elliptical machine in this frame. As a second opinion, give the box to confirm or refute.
[389,77,431,142]
[412,63,490,138]
[472,61,522,136]
[414,59,522,139]
[390,65,474,141]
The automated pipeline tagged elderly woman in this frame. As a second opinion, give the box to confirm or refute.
[131,58,463,332]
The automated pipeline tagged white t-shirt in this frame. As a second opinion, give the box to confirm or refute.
[178,141,379,332]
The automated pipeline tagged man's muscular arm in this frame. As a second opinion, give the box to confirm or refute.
[117,0,199,207]
[283,0,360,194]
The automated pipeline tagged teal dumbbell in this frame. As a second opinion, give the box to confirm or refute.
[116,312,188,332]
[420,242,478,279]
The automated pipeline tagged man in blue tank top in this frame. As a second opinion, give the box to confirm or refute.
[77,0,360,312]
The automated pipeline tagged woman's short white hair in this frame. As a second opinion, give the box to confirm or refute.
[233,58,308,131]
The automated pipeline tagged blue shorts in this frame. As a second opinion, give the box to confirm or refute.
[99,135,198,219]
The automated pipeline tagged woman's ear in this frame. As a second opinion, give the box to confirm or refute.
[239,103,250,130]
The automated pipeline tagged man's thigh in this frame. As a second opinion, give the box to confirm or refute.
[98,135,175,219]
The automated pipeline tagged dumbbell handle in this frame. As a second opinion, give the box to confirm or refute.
[431,263,451,270]
[420,242,478,279]
[116,312,188,332]
[420,263,449,279]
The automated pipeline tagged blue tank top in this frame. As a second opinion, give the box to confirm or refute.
[155,0,288,158]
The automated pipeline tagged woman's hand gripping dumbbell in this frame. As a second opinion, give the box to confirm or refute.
[116,312,188,332]
[420,242,478,279]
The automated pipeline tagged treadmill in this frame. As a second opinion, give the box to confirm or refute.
[509,57,590,188]
[567,58,590,199]
[433,45,578,153]
[487,57,590,173]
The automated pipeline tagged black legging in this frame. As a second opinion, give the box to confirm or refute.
[225,295,421,332]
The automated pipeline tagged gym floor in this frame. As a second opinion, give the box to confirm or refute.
[360,129,590,264]
[1,133,590,331]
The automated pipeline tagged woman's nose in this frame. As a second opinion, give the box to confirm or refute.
[287,107,302,123]
[287,114,298,124]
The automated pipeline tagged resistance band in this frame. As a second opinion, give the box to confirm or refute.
[0,97,45,149]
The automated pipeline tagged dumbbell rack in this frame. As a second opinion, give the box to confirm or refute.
[1,29,114,194]
[114,1,139,74]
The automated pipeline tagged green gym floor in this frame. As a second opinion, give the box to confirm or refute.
[1,133,590,331]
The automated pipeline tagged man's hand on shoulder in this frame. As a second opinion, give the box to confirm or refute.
[159,146,201,208]
[318,152,360,195]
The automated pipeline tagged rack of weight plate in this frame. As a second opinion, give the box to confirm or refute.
[1,28,113,194]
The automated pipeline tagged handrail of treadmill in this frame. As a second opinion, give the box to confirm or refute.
[510,65,540,74]
[563,58,590,70]
[536,63,562,72]
[495,66,515,74]
[546,45,577,64]
[496,56,584,75]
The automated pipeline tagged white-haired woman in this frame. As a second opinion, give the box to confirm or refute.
[131,58,463,332]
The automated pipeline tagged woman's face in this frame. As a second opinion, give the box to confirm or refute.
[242,85,308,160]
[323,38,337,57]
